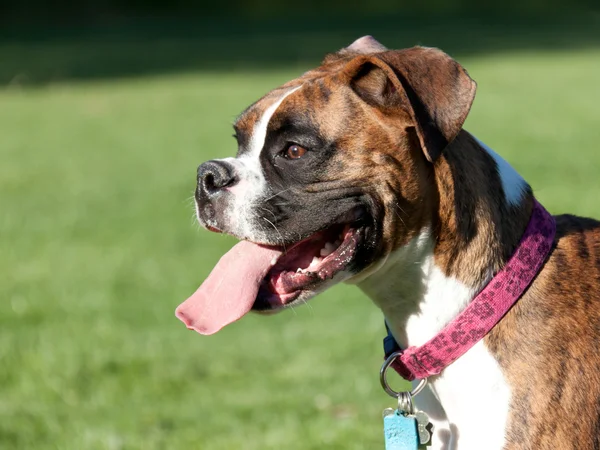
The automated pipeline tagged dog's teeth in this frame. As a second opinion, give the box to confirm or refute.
[271,257,278,265]
[334,239,341,247]
[320,242,336,257]
[308,256,322,269]
[296,268,302,273]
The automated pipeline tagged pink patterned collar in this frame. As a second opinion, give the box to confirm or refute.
[384,199,556,381]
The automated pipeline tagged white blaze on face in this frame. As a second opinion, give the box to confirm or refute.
[476,137,527,206]
[214,85,303,241]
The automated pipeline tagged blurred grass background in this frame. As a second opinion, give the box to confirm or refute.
[1,4,600,449]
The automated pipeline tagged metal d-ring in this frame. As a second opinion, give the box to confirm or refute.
[380,351,428,403]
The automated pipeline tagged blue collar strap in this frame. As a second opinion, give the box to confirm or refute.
[383,321,401,357]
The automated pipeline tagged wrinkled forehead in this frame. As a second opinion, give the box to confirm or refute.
[233,85,299,149]
[233,57,354,151]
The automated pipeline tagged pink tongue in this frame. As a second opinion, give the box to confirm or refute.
[175,241,282,335]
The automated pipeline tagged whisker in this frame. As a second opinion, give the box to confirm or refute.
[395,202,408,216]
[300,298,313,314]
[262,217,287,253]
[264,188,292,201]
[190,212,200,229]
[258,206,278,221]
[289,304,298,316]
[393,203,407,227]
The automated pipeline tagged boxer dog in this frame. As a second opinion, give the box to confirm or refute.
[176,36,600,449]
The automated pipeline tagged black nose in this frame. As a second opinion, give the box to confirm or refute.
[197,160,237,198]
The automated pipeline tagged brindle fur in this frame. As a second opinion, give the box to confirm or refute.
[233,43,600,448]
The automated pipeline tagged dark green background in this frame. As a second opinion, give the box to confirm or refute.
[2,0,599,25]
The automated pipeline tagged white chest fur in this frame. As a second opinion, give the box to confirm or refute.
[358,231,511,450]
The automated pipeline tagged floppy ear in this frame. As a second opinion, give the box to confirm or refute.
[342,46,477,163]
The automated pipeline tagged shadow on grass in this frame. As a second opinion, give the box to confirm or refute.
[1,13,599,85]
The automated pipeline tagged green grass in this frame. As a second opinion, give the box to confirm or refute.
[1,44,600,449]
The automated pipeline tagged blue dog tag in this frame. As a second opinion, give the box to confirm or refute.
[383,409,419,450]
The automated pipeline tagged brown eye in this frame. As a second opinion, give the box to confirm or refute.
[285,144,307,159]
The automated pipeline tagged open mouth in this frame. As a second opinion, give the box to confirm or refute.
[254,223,365,311]
[175,212,371,335]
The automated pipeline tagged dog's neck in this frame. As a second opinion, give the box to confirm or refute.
[357,131,534,446]
[359,130,533,349]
